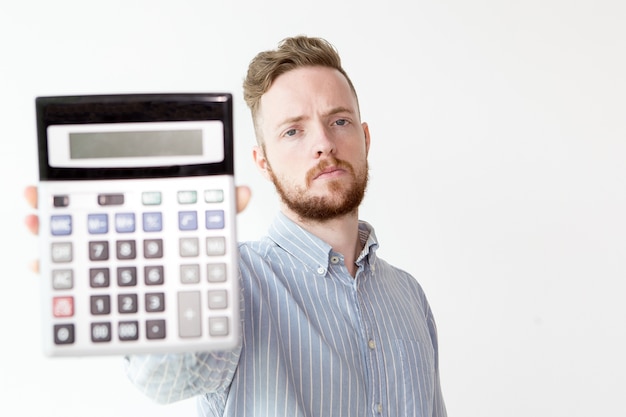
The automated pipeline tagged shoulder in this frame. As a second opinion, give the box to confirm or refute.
[374,256,430,305]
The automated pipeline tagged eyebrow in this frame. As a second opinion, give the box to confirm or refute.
[277,106,355,128]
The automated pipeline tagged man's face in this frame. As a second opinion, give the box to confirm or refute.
[254,66,370,221]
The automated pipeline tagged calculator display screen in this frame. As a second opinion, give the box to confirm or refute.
[69,130,203,159]
[47,121,224,168]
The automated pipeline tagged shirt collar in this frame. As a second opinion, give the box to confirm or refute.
[267,212,380,274]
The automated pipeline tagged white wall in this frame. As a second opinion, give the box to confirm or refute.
[1,1,624,416]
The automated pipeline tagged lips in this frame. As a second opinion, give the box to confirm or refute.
[306,157,354,185]
[313,166,344,180]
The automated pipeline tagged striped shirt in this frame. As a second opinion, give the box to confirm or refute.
[125,212,447,417]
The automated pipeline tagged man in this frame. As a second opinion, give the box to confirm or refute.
[26,36,447,416]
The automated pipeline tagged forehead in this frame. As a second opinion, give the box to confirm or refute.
[259,66,358,123]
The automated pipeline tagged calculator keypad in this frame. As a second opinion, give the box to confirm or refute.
[40,177,238,356]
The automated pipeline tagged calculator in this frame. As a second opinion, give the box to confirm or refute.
[35,93,239,356]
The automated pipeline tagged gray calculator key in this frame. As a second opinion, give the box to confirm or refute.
[53,195,69,207]
[53,324,74,345]
[51,242,73,263]
[144,239,163,258]
[117,267,137,286]
[89,241,108,261]
[91,322,112,342]
[146,319,166,340]
[207,290,228,310]
[178,291,202,338]
[209,317,229,337]
[206,237,225,256]
[145,292,165,312]
[116,240,136,260]
[180,264,200,284]
[98,194,124,206]
[52,269,74,289]
[207,263,227,282]
[144,266,164,285]
[89,268,110,288]
[179,237,199,257]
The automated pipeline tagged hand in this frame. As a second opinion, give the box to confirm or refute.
[23,184,252,272]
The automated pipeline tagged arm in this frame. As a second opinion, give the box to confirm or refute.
[124,347,242,404]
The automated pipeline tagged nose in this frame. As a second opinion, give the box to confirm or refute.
[313,125,335,158]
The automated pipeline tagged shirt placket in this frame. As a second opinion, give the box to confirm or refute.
[353,262,386,416]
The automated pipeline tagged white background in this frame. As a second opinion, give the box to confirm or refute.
[1,1,625,416]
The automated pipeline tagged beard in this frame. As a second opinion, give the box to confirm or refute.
[266,156,369,222]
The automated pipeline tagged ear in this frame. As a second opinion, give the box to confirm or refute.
[362,122,371,156]
[252,145,272,181]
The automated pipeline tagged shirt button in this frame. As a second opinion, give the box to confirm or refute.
[316,267,326,275]
[377,403,383,413]
[368,339,376,350]
[330,256,340,264]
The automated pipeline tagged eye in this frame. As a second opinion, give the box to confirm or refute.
[334,118,349,126]
[284,128,297,137]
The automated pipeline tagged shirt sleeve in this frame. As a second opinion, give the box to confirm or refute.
[425,297,448,417]
[123,346,242,404]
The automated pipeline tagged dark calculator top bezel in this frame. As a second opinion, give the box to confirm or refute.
[36,93,234,181]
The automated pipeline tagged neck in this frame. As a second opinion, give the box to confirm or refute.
[282,206,362,277]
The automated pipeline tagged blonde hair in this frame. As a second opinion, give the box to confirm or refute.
[243,36,359,141]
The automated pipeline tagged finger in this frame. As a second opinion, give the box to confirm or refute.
[29,260,40,274]
[236,186,251,213]
[24,185,38,209]
[25,213,39,235]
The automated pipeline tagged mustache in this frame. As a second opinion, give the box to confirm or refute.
[306,157,354,185]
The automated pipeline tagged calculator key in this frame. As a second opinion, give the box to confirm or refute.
[180,264,200,284]
[53,296,74,317]
[91,295,111,315]
[144,239,163,258]
[143,212,163,232]
[178,291,202,338]
[142,191,162,206]
[145,293,165,312]
[98,194,124,206]
[205,210,225,230]
[50,215,72,236]
[52,195,70,208]
[179,237,199,257]
[89,241,109,261]
[117,266,137,286]
[177,190,197,204]
[204,189,224,203]
[116,240,136,260]
[145,266,164,285]
[207,290,228,310]
[179,211,198,230]
[207,263,227,282]
[206,237,226,256]
[53,324,74,345]
[146,319,166,340]
[89,268,110,288]
[118,294,138,314]
[115,213,136,233]
[209,317,229,337]
[87,213,108,234]
[52,269,73,289]
[51,242,73,263]
[118,321,139,341]
[91,322,112,342]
